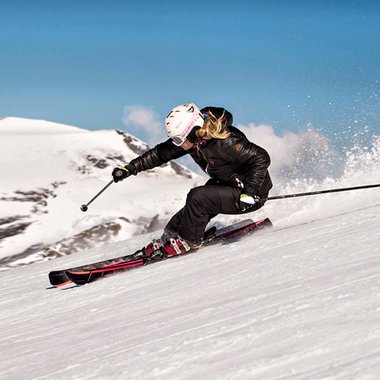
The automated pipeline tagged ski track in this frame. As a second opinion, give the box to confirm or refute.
[0,204,380,379]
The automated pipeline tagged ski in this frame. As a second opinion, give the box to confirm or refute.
[64,217,272,286]
[48,218,256,287]
[48,217,272,287]
[48,250,145,287]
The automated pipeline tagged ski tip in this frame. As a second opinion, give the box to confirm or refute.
[65,271,89,286]
[48,271,71,287]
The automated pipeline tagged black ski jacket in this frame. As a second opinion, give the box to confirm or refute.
[129,107,272,197]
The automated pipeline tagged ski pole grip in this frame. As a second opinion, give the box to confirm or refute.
[114,169,125,177]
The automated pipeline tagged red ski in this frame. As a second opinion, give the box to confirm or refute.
[63,217,272,286]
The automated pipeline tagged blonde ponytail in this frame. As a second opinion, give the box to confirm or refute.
[196,110,230,140]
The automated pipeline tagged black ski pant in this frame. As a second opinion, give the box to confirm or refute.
[164,181,267,244]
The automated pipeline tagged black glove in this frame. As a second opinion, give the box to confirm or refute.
[112,164,135,183]
[239,193,261,212]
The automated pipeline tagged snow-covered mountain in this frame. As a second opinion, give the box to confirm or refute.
[0,117,200,269]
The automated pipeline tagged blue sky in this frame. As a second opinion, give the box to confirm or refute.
[1,0,379,145]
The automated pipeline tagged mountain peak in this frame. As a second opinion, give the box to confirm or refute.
[0,117,87,135]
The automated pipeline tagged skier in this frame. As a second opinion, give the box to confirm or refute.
[112,103,272,259]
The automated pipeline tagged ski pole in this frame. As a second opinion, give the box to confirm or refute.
[263,183,380,201]
[80,179,114,212]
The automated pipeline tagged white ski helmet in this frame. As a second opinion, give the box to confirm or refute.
[165,103,204,146]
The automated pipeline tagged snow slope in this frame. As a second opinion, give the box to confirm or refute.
[0,193,379,379]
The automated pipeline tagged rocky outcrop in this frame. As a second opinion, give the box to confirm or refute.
[115,129,150,155]
[0,182,66,214]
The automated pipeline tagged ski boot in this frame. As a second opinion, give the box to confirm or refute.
[144,239,166,262]
[144,235,202,262]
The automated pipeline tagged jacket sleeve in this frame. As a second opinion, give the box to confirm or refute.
[129,139,187,173]
[238,142,271,196]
